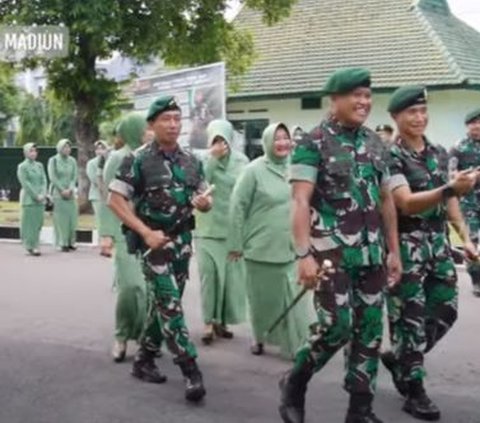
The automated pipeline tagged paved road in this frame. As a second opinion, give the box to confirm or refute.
[0,243,479,423]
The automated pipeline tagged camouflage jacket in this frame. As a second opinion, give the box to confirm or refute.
[449,137,480,215]
[110,142,206,233]
[290,116,389,267]
[388,137,448,232]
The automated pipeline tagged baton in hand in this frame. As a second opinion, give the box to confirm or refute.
[143,184,216,258]
[264,259,335,337]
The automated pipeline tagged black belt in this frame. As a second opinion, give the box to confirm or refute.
[143,215,195,237]
[398,217,445,233]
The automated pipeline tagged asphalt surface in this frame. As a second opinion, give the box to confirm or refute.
[0,243,479,423]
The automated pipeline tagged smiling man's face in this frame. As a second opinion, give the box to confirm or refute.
[332,87,372,127]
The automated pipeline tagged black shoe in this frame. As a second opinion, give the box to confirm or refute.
[68,245,77,251]
[403,388,441,421]
[201,328,215,346]
[27,249,41,256]
[345,406,384,423]
[61,247,70,252]
[381,351,408,397]
[131,349,167,384]
[214,324,234,339]
[251,343,264,355]
[278,368,312,423]
[178,359,206,402]
[473,284,480,297]
[112,340,127,363]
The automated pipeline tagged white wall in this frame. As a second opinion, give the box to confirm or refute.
[227,89,480,149]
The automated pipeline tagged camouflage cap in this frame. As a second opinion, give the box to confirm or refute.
[146,95,181,122]
[388,85,428,114]
[465,108,480,125]
[323,68,371,95]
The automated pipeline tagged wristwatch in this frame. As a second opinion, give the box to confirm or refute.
[295,246,311,259]
[442,185,456,201]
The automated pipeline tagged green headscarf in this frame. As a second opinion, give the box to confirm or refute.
[206,119,234,165]
[94,139,108,150]
[56,139,71,155]
[117,112,147,149]
[23,142,37,158]
[261,123,290,170]
[207,119,234,147]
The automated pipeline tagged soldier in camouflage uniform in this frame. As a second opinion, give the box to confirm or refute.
[279,68,402,423]
[449,108,480,297]
[382,86,478,421]
[109,96,213,403]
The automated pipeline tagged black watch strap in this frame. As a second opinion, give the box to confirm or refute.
[442,185,456,200]
[295,248,312,260]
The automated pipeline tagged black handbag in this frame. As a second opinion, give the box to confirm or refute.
[45,196,54,212]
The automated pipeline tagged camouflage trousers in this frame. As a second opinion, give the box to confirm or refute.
[139,233,197,363]
[464,210,480,286]
[294,265,385,395]
[386,232,458,382]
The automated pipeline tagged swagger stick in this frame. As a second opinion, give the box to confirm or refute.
[264,259,334,337]
[143,184,216,258]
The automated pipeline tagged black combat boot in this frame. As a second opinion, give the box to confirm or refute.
[470,270,480,297]
[403,380,440,421]
[131,348,167,384]
[178,359,206,402]
[345,394,383,423]
[381,351,408,397]
[473,284,480,297]
[278,366,313,423]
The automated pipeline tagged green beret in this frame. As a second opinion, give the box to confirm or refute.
[388,85,428,114]
[146,95,181,122]
[323,68,371,95]
[375,124,393,133]
[465,108,480,125]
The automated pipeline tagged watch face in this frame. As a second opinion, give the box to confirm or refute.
[295,247,310,257]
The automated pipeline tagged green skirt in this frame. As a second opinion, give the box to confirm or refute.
[245,259,313,359]
[113,239,148,342]
[91,200,111,236]
[20,204,45,251]
[53,198,78,248]
[196,238,247,325]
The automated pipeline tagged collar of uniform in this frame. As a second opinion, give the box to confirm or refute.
[150,141,185,160]
[396,135,434,157]
[325,115,366,138]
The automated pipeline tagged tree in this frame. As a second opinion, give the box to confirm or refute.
[16,93,46,146]
[15,91,76,147]
[0,0,295,208]
[0,64,19,142]
[43,91,75,146]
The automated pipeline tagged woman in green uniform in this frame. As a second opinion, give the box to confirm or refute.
[17,143,47,256]
[103,113,152,362]
[228,123,312,358]
[47,139,78,252]
[195,119,249,344]
[86,140,110,256]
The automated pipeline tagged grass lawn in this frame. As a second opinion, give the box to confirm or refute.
[0,201,95,230]
[0,200,465,244]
